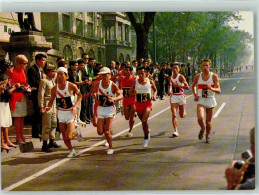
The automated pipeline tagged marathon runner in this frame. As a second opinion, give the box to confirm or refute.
[168,62,189,137]
[192,58,221,143]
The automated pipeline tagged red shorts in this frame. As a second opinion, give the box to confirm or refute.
[135,100,152,115]
[123,96,136,108]
[94,103,98,117]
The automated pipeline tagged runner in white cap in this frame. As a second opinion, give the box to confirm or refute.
[92,67,123,154]
[46,67,82,157]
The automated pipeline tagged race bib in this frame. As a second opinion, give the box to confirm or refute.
[136,93,150,102]
[98,95,113,107]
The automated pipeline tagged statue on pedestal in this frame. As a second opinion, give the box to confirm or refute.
[17,12,41,32]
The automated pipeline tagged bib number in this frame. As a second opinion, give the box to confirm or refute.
[202,89,208,98]
[98,95,113,107]
[172,86,180,93]
[57,97,73,109]
[123,87,130,97]
[136,93,150,102]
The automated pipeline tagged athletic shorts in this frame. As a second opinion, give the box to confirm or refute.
[97,105,116,118]
[135,100,152,115]
[123,96,136,108]
[93,102,98,117]
[57,109,76,124]
[170,94,186,105]
[198,97,217,108]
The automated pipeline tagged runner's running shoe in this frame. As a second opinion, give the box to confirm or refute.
[198,130,204,140]
[127,132,133,137]
[143,139,149,148]
[67,149,77,158]
[206,136,211,143]
[172,132,179,137]
[107,149,114,155]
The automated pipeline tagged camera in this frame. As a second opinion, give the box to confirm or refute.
[234,149,254,183]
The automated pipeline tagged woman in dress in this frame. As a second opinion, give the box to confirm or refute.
[9,55,32,144]
[0,60,20,151]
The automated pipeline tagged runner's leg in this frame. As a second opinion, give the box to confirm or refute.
[171,103,179,133]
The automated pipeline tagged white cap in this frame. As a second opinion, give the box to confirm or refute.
[98,67,111,74]
[57,67,68,74]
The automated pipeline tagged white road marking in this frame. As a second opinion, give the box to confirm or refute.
[213,102,226,118]
[232,86,236,91]
[3,94,193,191]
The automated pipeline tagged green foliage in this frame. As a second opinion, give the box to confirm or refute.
[149,11,253,67]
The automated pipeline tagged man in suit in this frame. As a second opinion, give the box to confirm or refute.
[80,53,91,124]
[28,53,47,138]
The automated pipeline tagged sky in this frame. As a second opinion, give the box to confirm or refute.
[228,11,254,37]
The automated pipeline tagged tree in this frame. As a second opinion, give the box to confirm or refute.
[126,12,156,61]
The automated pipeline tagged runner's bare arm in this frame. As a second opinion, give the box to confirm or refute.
[91,80,100,104]
[208,73,221,93]
[150,80,157,101]
[192,74,200,101]
[129,80,136,97]
[110,82,123,102]
[69,82,83,108]
[179,75,190,90]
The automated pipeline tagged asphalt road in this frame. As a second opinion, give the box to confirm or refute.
[1,70,255,192]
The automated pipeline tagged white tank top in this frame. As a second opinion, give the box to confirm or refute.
[197,72,215,98]
[97,80,115,107]
[56,81,75,109]
[135,78,151,95]
[170,74,184,95]
[98,80,114,97]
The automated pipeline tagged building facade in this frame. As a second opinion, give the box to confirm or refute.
[0,12,136,65]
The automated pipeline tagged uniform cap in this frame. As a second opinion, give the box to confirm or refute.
[98,67,111,74]
[57,67,68,74]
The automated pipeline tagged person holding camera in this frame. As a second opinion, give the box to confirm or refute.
[9,55,32,143]
[225,127,255,190]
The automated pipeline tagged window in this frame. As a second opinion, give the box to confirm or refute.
[87,23,94,38]
[62,14,71,33]
[87,12,94,21]
[4,25,7,33]
[76,19,83,36]
[125,25,129,42]
[118,23,122,41]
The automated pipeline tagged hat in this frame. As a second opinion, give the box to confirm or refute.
[172,61,180,66]
[46,63,56,70]
[57,67,68,74]
[98,67,111,74]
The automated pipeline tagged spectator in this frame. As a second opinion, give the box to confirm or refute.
[158,63,166,100]
[225,127,255,190]
[28,53,47,139]
[38,63,59,152]
[115,61,121,73]
[68,60,78,84]
[187,63,191,84]
[139,58,144,66]
[9,55,32,143]
[0,60,19,151]
[164,62,172,94]
[56,56,64,66]
[80,54,91,124]
[132,60,138,75]
[57,61,67,69]
[125,60,131,66]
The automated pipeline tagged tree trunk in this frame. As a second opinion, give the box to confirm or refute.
[136,27,149,60]
[127,12,156,61]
